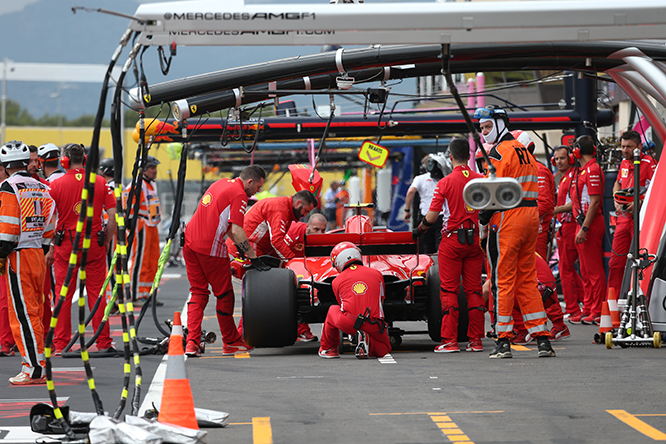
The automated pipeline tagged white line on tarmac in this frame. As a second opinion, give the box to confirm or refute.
[161,273,182,279]
[0,427,56,442]
[138,294,191,416]
[378,354,396,364]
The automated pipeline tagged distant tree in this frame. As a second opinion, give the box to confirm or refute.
[5,99,36,126]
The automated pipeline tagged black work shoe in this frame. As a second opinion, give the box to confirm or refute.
[489,338,512,359]
[537,337,556,357]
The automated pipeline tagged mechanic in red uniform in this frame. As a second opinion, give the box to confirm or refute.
[413,138,485,353]
[608,130,656,301]
[552,145,586,320]
[284,213,328,257]
[227,190,317,263]
[47,143,116,354]
[0,141,55,384]
[568,135,606,324]
[0,163,16,357]
[227,190,317,340]
[512,131,556,260]
[475,106,555,359]
[319,241,391,359]
[183,166,269,357]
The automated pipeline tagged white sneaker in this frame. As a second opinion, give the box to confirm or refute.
[355,331,369,359]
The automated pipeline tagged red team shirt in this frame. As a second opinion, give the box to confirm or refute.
[536,161,555,224]
[332,264,385,320]
[285,221,307,257]
[428,165,482,233]
[185,178,247,258]
[571,158,604,219]
[243,196,297,260]
[556,168,576,224]
[616,154,656,218]
[49,168,115,237]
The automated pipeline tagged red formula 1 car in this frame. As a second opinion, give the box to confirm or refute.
[241,205,470,349]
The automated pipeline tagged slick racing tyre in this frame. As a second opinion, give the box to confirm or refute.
[242,268,298,347]
[427,266,442,342]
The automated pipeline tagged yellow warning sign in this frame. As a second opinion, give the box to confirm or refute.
[358,140,389,168]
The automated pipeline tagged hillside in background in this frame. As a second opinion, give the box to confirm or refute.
[0,0,321,121]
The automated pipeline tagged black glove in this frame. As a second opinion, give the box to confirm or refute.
[479,210,497,226]
[250,257,271,272]
[234,244,247,260]
[412,227,423,241]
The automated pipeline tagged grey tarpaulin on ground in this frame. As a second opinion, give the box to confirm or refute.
[126,416,207,444]
[194,408,230,428]
[89,416,161,444]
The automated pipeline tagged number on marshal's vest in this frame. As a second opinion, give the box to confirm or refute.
[514,147,531,165]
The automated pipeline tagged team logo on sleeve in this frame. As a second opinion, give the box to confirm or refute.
[352,281,368,295]
[76,173,83,181]
[73,201,81,215]
[201,193,213,206]
[463,170,469,178]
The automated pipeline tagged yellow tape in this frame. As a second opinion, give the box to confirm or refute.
[90,172,97,181]
[115,188,121,198]
[122,388,128,398]
[119,245,127,255]
[47,381,56,391]
[136,376,142,385]
[123,274,130,284]
[123,333,129,342]
[124,363,131,373]
[79,270,87,280]
[118,303,126,313]
[81,350,89,361]
[53,408,63,419]
[50,317,58,328]
[127,302,134,311]
[45,347,51,358]
[82,189,88,200]
[88,379,96,390]
[134,355,140,365]
[87,206,94,217]
[69,254,77,265]
[76,221,84,232]
[130,328,136,338]
[83,238,91,249]
[78,325,85,334]
[78,295,85,306]
[60,286,69,296]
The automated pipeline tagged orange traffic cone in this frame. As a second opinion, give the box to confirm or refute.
[598,301,613,334]
[607,288,621,329]
[158,312,199,430]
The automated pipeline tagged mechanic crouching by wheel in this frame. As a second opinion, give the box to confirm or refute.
[183,165,269,357]
[319,242,391,359]
[412,138,485,354]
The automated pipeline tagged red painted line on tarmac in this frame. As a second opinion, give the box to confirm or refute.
[0,398,69,419]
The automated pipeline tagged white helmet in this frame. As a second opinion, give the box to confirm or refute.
[511,130,535,154]
[331,241,362,272]
[38,143,60,161]
[426,152,452,179]
[0,140,30,168]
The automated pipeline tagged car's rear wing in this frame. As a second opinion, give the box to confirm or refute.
[304,232,417,257]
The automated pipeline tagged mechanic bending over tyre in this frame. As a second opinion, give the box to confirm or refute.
[319,242,392,359]
[226,190,318,342]
[412,138,486,354]
[474,106,556,359]
[183,165,269,358]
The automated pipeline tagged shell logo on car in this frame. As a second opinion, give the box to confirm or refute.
[352,281,368,295]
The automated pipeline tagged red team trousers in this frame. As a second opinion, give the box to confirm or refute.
[53,240,112,352]
[438,234,485,342]
[555,222,585,316]
[183,245,243,346]
[320,305,391,358]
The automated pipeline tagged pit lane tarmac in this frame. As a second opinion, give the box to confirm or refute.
[1,265,665,444]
